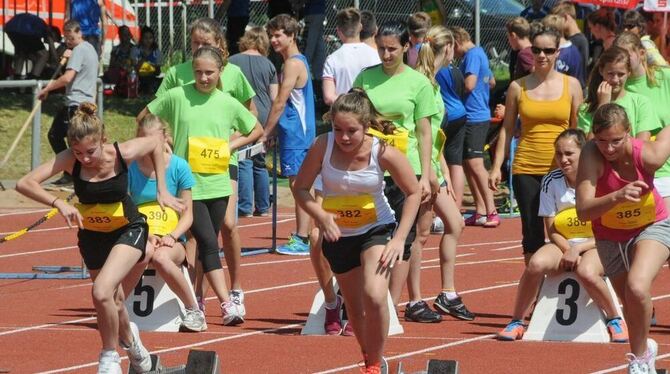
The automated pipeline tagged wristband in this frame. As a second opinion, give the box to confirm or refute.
[51,197,59,207]
[167,233,178,241]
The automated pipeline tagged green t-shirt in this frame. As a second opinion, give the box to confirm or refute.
[147,84,257,200]
[430,85,445,184]
[625,69,670,177]
[353,65,439,174]
[155,60,256,166]
[577,92,660,136]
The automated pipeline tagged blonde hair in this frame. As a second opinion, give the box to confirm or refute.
[416,26,454,86]
[592,103,631,134]
[408,12,431,38]
[68,102,104,144]
[542,14,566,37]
[448,26,471,43]
[613,31,661,87]
[326,89,396,135]
[551,1,577,20]
[506,17,530,39]
[238,26,270,56]
[189,18,229,65]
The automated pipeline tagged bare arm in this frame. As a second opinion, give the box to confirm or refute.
[489,81,520,191]
[269,83,279,101]
[38,68,75,100]
[322,78,338,107]
[464,74,477,93]
[568,77,583,129]
[262,58,303,142]
[416,116,433,200]
[165,189,193,241]
[642,124,670,172]
[229,122,263,151]
[575,142,620,221]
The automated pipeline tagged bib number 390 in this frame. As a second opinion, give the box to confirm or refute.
[133,269,156,317]
[556,278,580,326]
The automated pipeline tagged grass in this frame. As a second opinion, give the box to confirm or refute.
[0,92,151,180]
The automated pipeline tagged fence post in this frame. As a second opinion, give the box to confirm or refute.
[97,79,104,121]
[31,81,42,170]
[475,0,481,46]
[208,0,213,18]
[181,1,188,63]
[169,0,174,52]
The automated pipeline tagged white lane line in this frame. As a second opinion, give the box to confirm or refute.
[491,244,524,252]
[314,334,496,374]
[0,208,51,217]
[0,245,77,259]
[0,316,96,337]
[0,226,74,235]
[36,323,304,373]
[420,256,524,270]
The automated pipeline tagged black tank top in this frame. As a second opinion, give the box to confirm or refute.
[73,142,140,222]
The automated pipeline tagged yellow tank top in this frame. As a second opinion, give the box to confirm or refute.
[513,75,572,175]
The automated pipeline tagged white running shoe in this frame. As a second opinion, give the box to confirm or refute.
[627,338,658,374]
[123,322,152,373]
[430,217,444,234]
[221,300,244,326]
[231,289,247,318]
[97,350,122,374]
[181,308,208,332]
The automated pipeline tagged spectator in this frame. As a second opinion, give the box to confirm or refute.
[587,7,617,50]
[406,11,431,68]
[224,0,250,55]
[5,13,58,80]
[229,27,278,217]
[302,0,327,90]
[66,0,106,56]
[552,1,590,84]
[131,26,162,95]
[104,25,134,86]
[39,20,99,186]
[622,9,669,67]
[640,8,670,62]
[521,0,551,22]
[360,10,378,50]
[506,17,534,81]
[543,15,585,87]
[322,7,380,106]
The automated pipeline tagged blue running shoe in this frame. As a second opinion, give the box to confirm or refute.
[275,234,310,256]
[497,320,525,341]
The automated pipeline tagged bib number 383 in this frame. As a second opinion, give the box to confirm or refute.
[188,136,230,174]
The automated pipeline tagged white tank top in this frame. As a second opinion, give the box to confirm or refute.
[320,133,396,236]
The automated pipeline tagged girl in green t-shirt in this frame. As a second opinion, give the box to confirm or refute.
[414,25,473,321]
[353,20,441,323]
[578,46,659,138]
[139,46,262,326]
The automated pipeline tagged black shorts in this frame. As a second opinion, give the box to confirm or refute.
[323,223,396,274]
[442,115,467,166]
[78,216,148,270]
[464,121,490,160]
[229,164,238,182]
[383,176,416,261]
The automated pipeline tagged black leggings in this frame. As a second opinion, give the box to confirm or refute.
[512,174,545,254]
[191,197,229,272]
[48,105,78,155]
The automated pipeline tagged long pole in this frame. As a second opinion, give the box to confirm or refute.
[474,0,481,46]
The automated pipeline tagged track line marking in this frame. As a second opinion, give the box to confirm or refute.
[0,245,77,259]
[0,208,51,217]
[314,334,496,374]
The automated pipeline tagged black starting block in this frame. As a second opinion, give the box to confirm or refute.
[397,359,459,374]
[127,350,220,374]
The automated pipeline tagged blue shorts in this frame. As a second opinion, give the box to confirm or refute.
[280,148,308,177]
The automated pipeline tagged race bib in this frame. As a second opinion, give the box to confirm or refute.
[367,128,409,154]
[601,192,656,230]
[188,136,230,174]
[553,207,593,239]
[76,202,129,232]
[322,194,377,229]
[137,202,179,237]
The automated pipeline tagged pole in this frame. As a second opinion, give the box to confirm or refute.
[474,0,480,46]
[122,0,127,25]
[181,1,187,62]
[157,0,163,52]
[31,81,42,170]
[145,0,150,26]
[169,0,174,54]
[97,78,103,120]
[354,0,359,8]
[271,145,277,253]
[208,0,213,18]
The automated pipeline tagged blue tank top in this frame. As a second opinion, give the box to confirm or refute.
[71,0,101,37]
[278,54,316,150]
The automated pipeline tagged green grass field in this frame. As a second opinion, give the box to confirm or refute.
[0,92,151,180]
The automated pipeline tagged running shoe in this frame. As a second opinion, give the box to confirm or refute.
[404,300,442,323]
[431,217,444,234]
[275,234,310,256]
[433,294,475,321]
[360,357,387,374]
[181,308,207,332]
[464,213,486,226]
[221,300,244,326]
[627,338,657,374]
[253,211,269,217]
[607,317,629,343]
[97,350,122,374]
[123,322,152,373]
[483,212,501,228]
[197,296,206,313]
[651,307,657,327]
[324,295,343,335]
[497,320,525,341]
[231,289,247,318]
[342,319,355,336]
[238,211,253,218]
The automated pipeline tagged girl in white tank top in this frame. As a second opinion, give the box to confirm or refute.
[293,91,421,373]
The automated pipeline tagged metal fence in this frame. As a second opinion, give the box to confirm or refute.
[132,0,530,72]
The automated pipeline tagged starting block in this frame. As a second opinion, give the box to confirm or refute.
[397,359,459,374]
[301,279,403,336]
[125,266,197,332]
[127,350,220,374]
[523,272,623,343]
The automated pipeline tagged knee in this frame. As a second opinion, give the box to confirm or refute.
[152,250,171,271]
[526,256,548,275]
[575,265,600,286]
[91,283,114,305]
[625,275,650,303]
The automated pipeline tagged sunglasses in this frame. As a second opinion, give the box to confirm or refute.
[531,46,558,55]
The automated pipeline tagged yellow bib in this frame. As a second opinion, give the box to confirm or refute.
[76,202,129,232]
[322,194,377,229]
[553,207,593,239]
[188,136,230,174]
[601,192,656,230]
[137,202,179,237]
[367,128,409,154]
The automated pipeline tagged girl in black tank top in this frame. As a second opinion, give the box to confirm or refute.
[16,103,183,373]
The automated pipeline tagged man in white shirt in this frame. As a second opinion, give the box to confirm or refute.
[322,7,381,106]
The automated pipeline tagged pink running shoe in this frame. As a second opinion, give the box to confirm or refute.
[324,295,343,335]
[464,213,486,226]
[342,320,355,336]
[483,212,500,228]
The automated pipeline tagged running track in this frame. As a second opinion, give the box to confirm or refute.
[1,207,669,373]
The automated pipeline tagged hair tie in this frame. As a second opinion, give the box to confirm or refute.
[425,36,433,44]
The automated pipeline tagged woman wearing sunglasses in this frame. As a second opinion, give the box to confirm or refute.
[489,24,582,264]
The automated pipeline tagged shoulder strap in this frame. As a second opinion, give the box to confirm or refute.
[113,142,128,172]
